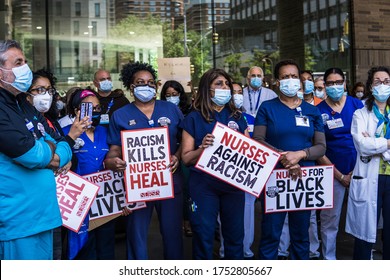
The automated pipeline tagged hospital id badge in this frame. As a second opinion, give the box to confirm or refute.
[295,115,310,127]
[247,124,254,133]
[100,113,109,125]
[326,118,344,129]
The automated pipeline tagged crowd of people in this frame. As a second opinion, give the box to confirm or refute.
[1,39,389,261]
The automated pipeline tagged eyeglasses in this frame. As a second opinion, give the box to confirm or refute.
[372,79,390,87]
[325,80,344,86]
[314,86,324,91]
[29,87,56,95]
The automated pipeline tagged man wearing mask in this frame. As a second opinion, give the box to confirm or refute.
[243,66,277,117]
[93,69,129,127]
[0,40,72,259]
[242,66,277,259]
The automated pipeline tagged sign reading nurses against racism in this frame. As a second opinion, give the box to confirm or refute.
[264,165,334,213]
[56,171,99,232]
[121,127,173,203]
[196,122,280,197]
[83,170,146,221]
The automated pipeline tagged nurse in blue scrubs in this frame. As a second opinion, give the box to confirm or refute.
[105,62,184,260]
[181,68,249,259]
[253,59,326,260]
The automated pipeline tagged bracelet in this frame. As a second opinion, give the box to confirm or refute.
[340,174,345,181]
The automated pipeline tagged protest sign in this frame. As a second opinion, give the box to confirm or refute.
[56,171,99,232]
[121,127,173,202]
[84,170,146,225]
[264,165,334,213]
[157,57,191,92]
[195,122,280,197]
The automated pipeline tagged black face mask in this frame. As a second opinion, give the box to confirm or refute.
[91,111,101,127]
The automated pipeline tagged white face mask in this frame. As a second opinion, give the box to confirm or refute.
[233,94,244,108]
[314,89,325,99]
[355,91,364,99]
[279,78,301,97]
[33,92,53,113]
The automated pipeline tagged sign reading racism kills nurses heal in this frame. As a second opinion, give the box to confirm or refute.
[264,165,334,213]
[56,171,100,232]
[195,122,280,197]
[84,170,146,221]
[121,127,173,203]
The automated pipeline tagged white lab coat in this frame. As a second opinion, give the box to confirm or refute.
[346,106,388,243]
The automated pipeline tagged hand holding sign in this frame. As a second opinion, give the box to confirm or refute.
[199,133,215,149]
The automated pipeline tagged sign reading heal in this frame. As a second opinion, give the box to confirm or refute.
[56,171,99,232]
[195,122,280,197]
[83,170,146,220]
[264,165,334,213]
[121,127,173,202]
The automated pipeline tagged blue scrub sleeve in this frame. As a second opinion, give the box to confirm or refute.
[55,141,73,168]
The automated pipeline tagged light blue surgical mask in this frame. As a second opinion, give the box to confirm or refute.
[99,80,113,93]
[133,85,156,103]
[314,89,325,99]
[166,96,180,106]
[211,88,231,106]
[0,64,33,93]
[250,77,262,89]
[304,80,314,94]
[233,94,244,108]
[297,91,304,99]
[279,78,301,97]
[326,84,344,101]
[373,84,390,103]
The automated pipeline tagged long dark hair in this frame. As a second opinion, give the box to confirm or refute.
[193,68,240,123]
[160,80,190,115]
[365,66,390,111]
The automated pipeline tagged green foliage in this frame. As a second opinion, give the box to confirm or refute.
[224,53,243,82]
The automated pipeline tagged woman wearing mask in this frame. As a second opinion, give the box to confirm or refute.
[105,62,183,260]
[316,67,363,260]
[314,77,327,101]
[62,88,122,260]
[301,70,322,105]
[253,59,326,260]
[160,80,193,237]
[346,66,390,260]
[351,82,367,101]
[26,69,89,259]
[181,68,249,259]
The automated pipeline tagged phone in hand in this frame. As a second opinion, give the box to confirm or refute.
[80,102,93,128]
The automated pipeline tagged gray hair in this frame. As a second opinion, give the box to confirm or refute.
[0,40,22,67]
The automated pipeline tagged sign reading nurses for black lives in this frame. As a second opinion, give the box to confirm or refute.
[264,165,334,213]
[196,122,280,197]
[84,170,146,220]
[56,171,99,232]
[121,127,173,203]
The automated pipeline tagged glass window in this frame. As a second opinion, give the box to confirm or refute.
[92,42,98,55]
[92,21,97,36]
[95,3,100,17]
[73,21,79,36]
[55,2,62,16]
[75,2,81,17]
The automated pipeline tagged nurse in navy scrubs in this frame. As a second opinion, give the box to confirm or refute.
[104,62,184,260]
[181,68,249,259]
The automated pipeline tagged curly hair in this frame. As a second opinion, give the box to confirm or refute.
[120,61,157,90]
[365,66,390,111]
[29,68,57,90]
[193,68,240,123]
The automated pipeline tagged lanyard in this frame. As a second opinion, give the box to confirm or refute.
[248,88,262,115]
[296,106,303,116]
[106,98,114,114]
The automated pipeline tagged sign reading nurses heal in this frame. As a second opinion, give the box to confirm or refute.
[83,170,146,221]
[264,165,334,213]
[56,171,99,232]
[121,127,173,203]
[195,122,280,197]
